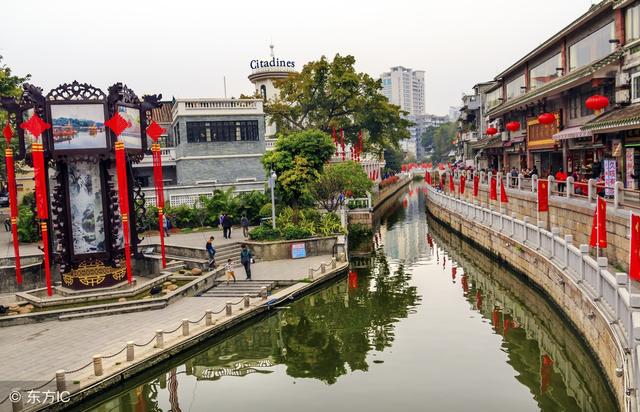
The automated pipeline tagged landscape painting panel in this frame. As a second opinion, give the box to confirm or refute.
[117,105,142,149]
[51,104,107,150]
[68,161,106,255]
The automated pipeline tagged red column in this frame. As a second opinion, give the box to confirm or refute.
[615,9,625,47]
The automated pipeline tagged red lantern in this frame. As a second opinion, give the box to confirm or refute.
[486,127,498,136]
[506,121,520,132]
[538,113,555,125]
[585,95,609,112]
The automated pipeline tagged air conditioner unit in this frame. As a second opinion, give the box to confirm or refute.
[500,131,509,142]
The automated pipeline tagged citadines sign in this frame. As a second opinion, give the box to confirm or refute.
[250,57,295,69]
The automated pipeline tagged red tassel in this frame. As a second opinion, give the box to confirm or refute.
[5,148,21,284]
[32,143,52,296]
[357,130,363,162]
[332,127,338,156]
[152,144,167,268]
[115,142,133,282]
[340,129,345,161]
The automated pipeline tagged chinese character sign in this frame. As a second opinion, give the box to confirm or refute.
[604,159,616,197]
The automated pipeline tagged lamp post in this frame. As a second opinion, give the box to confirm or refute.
[269,170,277,229]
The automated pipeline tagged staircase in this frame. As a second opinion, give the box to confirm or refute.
[199,280,275,298]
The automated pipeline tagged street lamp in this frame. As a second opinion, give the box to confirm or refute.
[268,170,277,229]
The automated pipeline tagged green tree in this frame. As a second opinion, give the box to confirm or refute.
[0,56,30,183]
[309,161,372,212]
[266,54,411,153]
[262,129,334,216]
[383,147,404,173]
[426,122,457,162]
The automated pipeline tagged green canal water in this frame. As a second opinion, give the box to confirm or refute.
[81,183,617,412]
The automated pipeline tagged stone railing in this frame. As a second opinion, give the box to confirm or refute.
[432,169,637,272]
[427,185,639,412]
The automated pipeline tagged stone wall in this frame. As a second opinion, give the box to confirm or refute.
[427,193,633,412]
[0,256,47,294]
[245,237,339,261]
[449,179,631,272]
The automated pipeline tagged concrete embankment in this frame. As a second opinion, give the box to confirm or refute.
[426,186,636,412]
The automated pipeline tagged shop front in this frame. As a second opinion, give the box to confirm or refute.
[552,126,602,180]
[503,136,526,170]
[527,114,561,176]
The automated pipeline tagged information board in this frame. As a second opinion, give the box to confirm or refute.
[291,242,307,259]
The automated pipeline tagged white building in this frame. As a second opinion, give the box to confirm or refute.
[381,66,425,117]
[248,45,297,150]
[448,106,461,122]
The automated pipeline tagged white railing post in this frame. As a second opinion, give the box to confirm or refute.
[564,235,572,270]
[614,181,623,210]
[588,178,596,203]
[579,244,589,282]
[532,174,538,193]
[551,227,560,259]
[566,176,574,198]
[523,216,529,243]
[548,176,555,198]
[597,257,608,299]
[518,173,523,191]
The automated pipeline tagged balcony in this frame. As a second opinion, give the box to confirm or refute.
[460,131,478,142]
[265,138,277,151]
[131,148,176,168]
[173,98,264,118]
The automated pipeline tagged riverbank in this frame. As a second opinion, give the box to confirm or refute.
[0,255,348,412]
[426,186,635,412]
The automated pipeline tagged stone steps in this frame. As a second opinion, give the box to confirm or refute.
[200,280,274,298]
[58,301,167,321]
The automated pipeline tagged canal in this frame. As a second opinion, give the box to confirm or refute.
[80,182,617,412]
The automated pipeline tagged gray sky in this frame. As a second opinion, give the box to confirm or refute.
[1,0,598,116]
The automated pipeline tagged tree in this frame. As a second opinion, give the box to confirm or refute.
[310,161,373,212]
[383,147,404,173]
[424,122,457,162]
[0,56,30,183]
[265,54,411,153]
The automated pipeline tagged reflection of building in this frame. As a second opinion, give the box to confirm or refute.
[248,45,298,151]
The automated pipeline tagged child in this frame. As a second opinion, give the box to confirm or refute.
[225,259,236,285]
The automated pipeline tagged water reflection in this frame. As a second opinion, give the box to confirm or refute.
[83,181,616,412]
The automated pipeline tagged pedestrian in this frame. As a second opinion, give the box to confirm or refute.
[224,259,236,285]
[555,168,567,192]
[219,213,224,228]
[240,243,253,280]
[241,214,250,238]
[531,165,538,177]
[3,217,10,232]
[222,213,233,239]
[206,236,216,268]
[163,214,171,237]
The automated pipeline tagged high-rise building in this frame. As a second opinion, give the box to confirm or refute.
[381,66,425,116]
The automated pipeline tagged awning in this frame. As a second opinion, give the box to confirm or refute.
[582,103,640,133]
[470,136,502,150]
[552,126,592,141]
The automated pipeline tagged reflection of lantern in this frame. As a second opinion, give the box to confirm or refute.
[506,121,520,132]
[486,127,498,136]
[348,270,358,289]
[585,94,609,111]
[537,113,555,125]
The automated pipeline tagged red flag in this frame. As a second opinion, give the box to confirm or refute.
[540,354,554,394]
[3,123,21,284]
[473,175,479,197]
[401,164,406,172]
[489,176,497,200]
[449,174,455,192]
[460,175,466,194]
[538,179,549,212]
[629,213,640,281]
[451,266,457,279]
[589,196,607,249]
[340,128,345,161]
[500,179,508,203]
[147,121,167,268]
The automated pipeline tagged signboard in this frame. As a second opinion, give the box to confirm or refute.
[627,148,635,189]
[290,243,307,259]
[604,158,616,196]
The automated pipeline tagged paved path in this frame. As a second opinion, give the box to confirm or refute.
[0,255,331,393]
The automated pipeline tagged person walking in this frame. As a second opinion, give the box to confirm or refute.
[555,168,567,192]
[240,243,253,280]
[163,214,171,237]
[241,214,250,238]
[224,258,236,285]
[206,236,216,268]
[222,213,233,239]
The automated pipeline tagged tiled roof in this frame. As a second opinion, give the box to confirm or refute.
[582,103,640,131]
[487,50,624,118]
[152,101,173,124]
[470,136,502,150]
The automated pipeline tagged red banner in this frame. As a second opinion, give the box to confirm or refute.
[589,196,607,249]
[332,127,338,156]
[152,144,167,268]
[460,175,466,194]
[449,174,455,193]
[500,179,508,203]
[630,213,640,281]
[489,176,497,200]
[5,147,21,284]
[538,179,549,212]
[115,142,133,282]
[32,143,52,295]
[340,129,345,161]
[473,175,479,197]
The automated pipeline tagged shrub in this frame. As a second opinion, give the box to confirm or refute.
[281,226,313,240]
[318,213,343,236]
[17,205,38,242]
[379,175,399,190]
[248,225,281,241]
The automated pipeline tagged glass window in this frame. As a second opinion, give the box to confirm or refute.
[569,22,615,71]
[627,4,640,42]
[529,53,562,90]
[186,120,259,143]
[632,72,640,103]
[485,88,502,111]
[505,75,526,100]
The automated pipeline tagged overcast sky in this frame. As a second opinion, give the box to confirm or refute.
[1,0,599,116]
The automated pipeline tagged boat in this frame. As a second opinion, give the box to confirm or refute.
[88,123,97,136]
[53,121,77,138]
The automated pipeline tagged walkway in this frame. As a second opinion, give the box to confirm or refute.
[0,254,331,400]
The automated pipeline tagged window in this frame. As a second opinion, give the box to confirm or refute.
[569,83,615,119]
[186,120,259,143]
[627,4,640,42]
[505,75,526,100]
[632,72,640,103]
[485,88,503,110]
[569,22,615,71]
[529,53,562,90]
